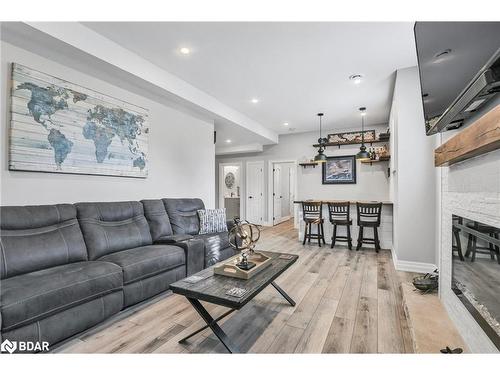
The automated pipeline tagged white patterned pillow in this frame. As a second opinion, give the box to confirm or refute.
[197,208,228,234]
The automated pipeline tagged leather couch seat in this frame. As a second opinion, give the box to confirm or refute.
[98,244,186,284]
[1,261,122,332]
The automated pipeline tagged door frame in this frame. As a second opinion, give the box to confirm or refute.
[268,159,298,226]
[218,162,243,219]
[245,160,265,225]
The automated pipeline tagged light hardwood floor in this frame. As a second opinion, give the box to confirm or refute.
[60,220,415,353]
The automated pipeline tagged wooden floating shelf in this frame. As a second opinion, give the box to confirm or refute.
[313,138,389,148]
[360,157,391,165]
[435,104,500,166]
[298,162,318,168]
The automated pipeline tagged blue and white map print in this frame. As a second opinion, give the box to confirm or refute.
[9,63,149,177]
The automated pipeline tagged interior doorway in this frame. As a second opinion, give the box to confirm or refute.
[270,161,296,226]
[246,161,264,225]
[218,163,243,221]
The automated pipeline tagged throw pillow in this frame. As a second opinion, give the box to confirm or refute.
[198,208,228,234]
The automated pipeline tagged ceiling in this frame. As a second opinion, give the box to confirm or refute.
[83,22,418,137]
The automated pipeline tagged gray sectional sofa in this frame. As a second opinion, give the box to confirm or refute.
[0,198,237,351]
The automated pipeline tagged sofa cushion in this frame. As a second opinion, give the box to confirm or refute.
[141,199,173,241]
[76,201,152,260]
[194,232,236,266]
[0,204,87,279]
[98,244,185,284]
[0,261,122,331]
[163,198,205,235]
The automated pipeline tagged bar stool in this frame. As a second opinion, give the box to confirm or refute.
[465,222,500,264]
[327,201,353,250]
[356,202,382,252]
[452,216,465,261]
[302,201,326,247]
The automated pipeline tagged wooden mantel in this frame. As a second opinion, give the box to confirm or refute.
[435,104,500,166]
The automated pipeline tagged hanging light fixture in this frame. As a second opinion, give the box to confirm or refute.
[356,107,370,161]
[314,113,328,163]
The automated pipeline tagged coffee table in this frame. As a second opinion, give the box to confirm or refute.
[170,251,298,353]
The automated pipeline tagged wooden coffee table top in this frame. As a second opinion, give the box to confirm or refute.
[170,251,298,309]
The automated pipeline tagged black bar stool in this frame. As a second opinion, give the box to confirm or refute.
[452,216,464,261]
[327,201,352,250]
[465,222,500,264]
[302,201,326,247]
[356,202,382,252]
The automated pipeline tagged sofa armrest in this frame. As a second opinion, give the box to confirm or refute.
[169,238,204,276]
[154,234,194,244]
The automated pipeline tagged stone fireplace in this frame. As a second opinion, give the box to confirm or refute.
[440,147,500,353]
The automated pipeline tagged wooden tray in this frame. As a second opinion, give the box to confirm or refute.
[213,251,272,280]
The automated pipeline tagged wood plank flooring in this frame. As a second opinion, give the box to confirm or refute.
[59,220,415,353]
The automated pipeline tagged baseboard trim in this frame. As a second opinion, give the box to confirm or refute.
[391,250,436,274]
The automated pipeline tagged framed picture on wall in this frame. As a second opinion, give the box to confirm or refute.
[322,155,357,184]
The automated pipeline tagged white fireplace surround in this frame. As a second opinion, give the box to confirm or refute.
[439,147,500,353]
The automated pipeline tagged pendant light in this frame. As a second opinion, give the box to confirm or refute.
[356,107,370,161]
[314,113,328,163]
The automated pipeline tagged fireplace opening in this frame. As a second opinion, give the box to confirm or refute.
[452,215,500,349]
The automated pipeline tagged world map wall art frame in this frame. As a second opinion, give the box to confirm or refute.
[9,63,149,178]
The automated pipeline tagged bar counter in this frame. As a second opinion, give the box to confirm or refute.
[294,200,393,249]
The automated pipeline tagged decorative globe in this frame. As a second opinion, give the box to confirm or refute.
[228,219,261,253]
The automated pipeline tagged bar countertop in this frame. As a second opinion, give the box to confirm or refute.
[293,200,393,205]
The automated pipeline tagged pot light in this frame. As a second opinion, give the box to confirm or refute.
[349,74,363,84]
[226,139,232,143]
[179,47,190,55]
[251,98,259,104]
[283,122,289,126]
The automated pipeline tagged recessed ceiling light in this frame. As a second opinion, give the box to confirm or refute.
[283,122,289,126]
[179,47,190,55]
[349,74,363,84]
[225,139,232,143]
[251,98,259,104]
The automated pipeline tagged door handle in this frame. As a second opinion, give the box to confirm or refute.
[248,196,253,199]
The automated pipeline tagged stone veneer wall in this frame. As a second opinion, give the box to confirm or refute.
[439,147,500,353]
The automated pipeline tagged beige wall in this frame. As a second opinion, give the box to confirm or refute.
[0,41,215,206]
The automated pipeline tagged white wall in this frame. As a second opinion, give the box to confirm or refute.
[389,66,439,271]
[0,41,215,206]
[216,124,390,224]
[439,95,500,353]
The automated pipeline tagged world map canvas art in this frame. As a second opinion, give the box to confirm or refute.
[9,63,149,178]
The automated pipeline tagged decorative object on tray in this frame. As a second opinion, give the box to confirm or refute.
[413,269,439,293]
[197,208,228,234]
[322,155,357,184]
[327,129,376,144]
[9,63,149,178]
[214,219,271,279]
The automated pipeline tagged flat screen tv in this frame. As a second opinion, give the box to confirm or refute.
[414,22,500,135]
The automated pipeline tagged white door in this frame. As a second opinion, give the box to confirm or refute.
[273,164,283,225]
[246,161,264,224]
[288,166,295,216]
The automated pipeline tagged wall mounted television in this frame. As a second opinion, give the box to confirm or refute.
[414,22,500,135]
